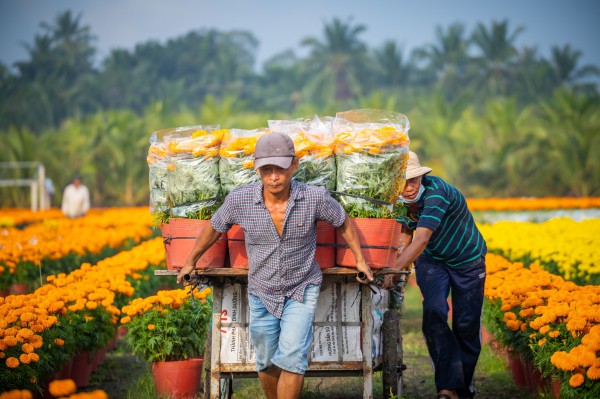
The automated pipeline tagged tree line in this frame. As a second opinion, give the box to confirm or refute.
[0,11,598,207]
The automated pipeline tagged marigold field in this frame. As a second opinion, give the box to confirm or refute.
[0,200,599,398]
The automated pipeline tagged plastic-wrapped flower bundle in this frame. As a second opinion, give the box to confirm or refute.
[147,135,169,215]
[219,128,267,196]
[165,126,225,219]
[268,116,336,190]
[333,109,410,218]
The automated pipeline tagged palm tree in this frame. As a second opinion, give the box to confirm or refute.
[471,19,524,96]
[40,10,96,73]
[372,41,412,88]
[537,88,600,196]
[548,44,600,92]
[415,22,470,92]
[300,18,368,103]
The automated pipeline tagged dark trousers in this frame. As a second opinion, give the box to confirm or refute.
[415,255,486,398]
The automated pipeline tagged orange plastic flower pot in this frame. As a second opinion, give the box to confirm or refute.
[71,351,95,388]
[335,218,400,268]
[505,349,527,389]
[227,224,248,269]
[315,221,335,269]
[152,358,203,399]
[163,219,227,269]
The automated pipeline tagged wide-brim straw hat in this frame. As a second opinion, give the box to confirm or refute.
[406,151,432,180]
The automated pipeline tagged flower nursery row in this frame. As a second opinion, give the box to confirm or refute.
[0,207,156,293]
[484,252,600,398]
[149,110,411,221]
[0,209,65,228]
[478,217,600,284]
[467,197,600,211]
[0,236,171,396]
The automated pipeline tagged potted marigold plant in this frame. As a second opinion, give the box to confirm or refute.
[120,287,212,399]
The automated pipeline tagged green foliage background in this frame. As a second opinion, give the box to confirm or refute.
[1,12,599,207]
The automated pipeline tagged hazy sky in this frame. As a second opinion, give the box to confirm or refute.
[1,0,599,72]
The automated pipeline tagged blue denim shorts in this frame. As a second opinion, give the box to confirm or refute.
[248,284,320,374]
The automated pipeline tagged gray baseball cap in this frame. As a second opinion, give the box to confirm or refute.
[254,132,296,170]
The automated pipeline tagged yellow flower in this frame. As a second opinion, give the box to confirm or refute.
[147,324,155,331]
[120,316,131,324]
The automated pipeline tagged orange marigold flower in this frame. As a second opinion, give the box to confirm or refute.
[6,356,19,368]
[567,317,587,332]
[3,336,18,347]
[539,325,551,335]
[582,333,600,351]
[147,324,155,331]
[19,312,36,323]
[28,335,43,348]
[30,324,44,333]
[54,338,65,346]
[549,331,560,338]
[16,328,34,341]
[21,343,34,354]
[120,316,131,324]
[28,352,39,362]
[506,320,522,332]
[569,373,585,388]
[86,301,98,310]
[587,366,600,380]
[538,339,547,346]
[503,312,517,321]
[48,378,77,397]
[19,353,31,364]
[551,351,578,371]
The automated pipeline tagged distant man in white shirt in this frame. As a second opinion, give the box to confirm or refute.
[61,176,90,218]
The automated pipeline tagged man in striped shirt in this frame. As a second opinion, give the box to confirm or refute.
[177,132,373,399]
[387,151,487,399]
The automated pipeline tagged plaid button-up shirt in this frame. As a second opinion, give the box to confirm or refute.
[211,180,346,318]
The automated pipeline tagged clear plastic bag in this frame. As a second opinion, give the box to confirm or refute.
[154,125,223,219]
[268,115,336,190]
[219,128,268,195]
[147,138,170,214]
[332,109,410,217]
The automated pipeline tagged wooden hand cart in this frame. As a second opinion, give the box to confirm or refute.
[156,267,409,399]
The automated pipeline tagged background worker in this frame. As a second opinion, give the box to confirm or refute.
[177,132,373,399]
[61,175,90,218]
[385,151,487,399]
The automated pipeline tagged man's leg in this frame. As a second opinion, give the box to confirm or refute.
[272,284,320,399]
[449,256,486,399]
[248,294,281,399]
[415,257,463,396]
[258,367,281,399]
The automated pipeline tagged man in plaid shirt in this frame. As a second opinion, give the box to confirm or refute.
[177,132,373,399]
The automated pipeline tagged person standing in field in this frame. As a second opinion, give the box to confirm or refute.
[177,132,374,399]
[61,175,90,218]
[385,151,487,399]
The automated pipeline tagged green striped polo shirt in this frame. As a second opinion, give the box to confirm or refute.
[397,175,487,267]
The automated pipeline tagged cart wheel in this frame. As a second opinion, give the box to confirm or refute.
[220,377,233,399]
[382,309,402,399]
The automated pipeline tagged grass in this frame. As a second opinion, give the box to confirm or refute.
[90,281,537,398]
